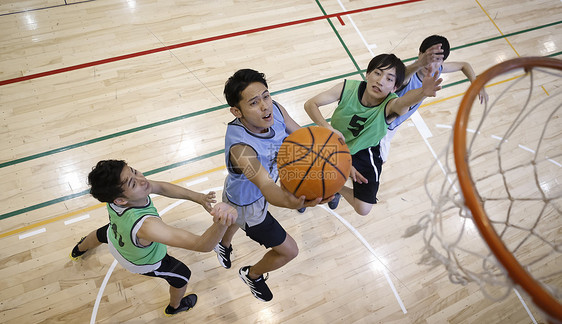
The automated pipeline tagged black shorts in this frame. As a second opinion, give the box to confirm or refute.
[142,254,192,288]
[244,211,287,248]
[96,224,109,243]
[351,145,383,204]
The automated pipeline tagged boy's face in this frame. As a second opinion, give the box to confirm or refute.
[230,82,273,133]
[365,66,398,99]
[114,165,151,206]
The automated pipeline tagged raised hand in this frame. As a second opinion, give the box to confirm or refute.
[421,66,443,97]
[199,191,217,212]
[418,43,444,67]
[478,88,489,104]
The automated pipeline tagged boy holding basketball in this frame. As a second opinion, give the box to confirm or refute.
[379,35,489,162]
[304,53,442,216]
[213,69,329,302]
[70,159,237,316]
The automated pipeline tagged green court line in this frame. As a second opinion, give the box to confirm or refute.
[314,0,365,80]
[0,150,223,220]
[1,20,560,170]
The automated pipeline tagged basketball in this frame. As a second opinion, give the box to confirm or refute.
[277,126,351,200]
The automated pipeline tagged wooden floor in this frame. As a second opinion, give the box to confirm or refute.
[1,0,561,323]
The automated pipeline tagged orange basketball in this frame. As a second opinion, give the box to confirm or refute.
[277,126,351,200]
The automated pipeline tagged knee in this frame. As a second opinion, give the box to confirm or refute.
[281,244,298,261]
[355,205,372,216]
[288,245,299,260]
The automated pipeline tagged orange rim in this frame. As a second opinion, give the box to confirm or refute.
[454,57,562,321]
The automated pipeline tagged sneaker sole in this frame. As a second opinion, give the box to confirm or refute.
[164,308,193,317]
[69,252,82,262]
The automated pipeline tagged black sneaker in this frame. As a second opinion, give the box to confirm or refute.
[70,236,87,261]
[239,266,273,302]
[297,207,306,213]
[328,193,341,210]
[213,242,232,269]
[164,293,197,317]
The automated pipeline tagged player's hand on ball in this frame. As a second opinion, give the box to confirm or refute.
[210,202,238,226]
[298,195,334,209]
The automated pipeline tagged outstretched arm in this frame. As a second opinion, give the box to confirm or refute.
[229,144,326,210]
[443,61,489,104]
[387,66,443,117]
[149,180,216,212]
[137,202,237,252]
[304,82,345,140]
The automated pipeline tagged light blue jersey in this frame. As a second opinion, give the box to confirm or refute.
[224,101,288,206]
[389,65,443,130]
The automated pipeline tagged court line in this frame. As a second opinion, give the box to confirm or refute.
[321,205,407,314]
[0,0,95,17]
[475,0,520,57]
[0,0,422,87]
[336,0,376,56]
[18,228,46,239]
[91,259,117,324]
[314,0,363,78]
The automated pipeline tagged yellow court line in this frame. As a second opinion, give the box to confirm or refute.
[419,73,524,109]
[475,0,520,57]
[0,165,226,239]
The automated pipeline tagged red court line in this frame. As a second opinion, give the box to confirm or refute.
[0,0,422,87]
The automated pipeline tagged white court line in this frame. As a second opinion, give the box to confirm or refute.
[90,260,117,324]
[185,177,209,187]
[159,200,185,215]
[411,111,432,139]
[514,288,538,324]
[206,186,223,194]
[547,158,561,167]
[518,144,535,154]
[336,0,376,56]
[19,228,46,239]
[491,136,561,166]
[321,205,407,314]
[64,214,90,225]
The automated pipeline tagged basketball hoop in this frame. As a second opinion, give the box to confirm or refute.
[409,57,562,322]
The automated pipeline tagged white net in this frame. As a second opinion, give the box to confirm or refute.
[405,58,562,318]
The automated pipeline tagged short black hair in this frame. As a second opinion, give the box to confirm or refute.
[366,54,406,89]
[419,35,450,60]
[88,160,127,203]
[224,69,268,108]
